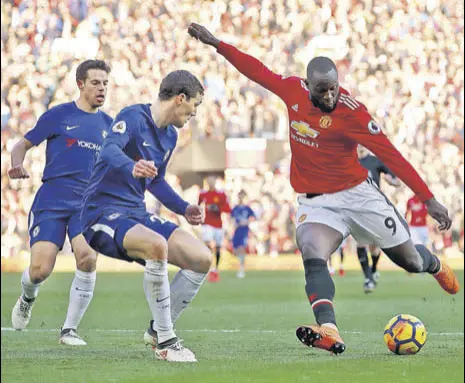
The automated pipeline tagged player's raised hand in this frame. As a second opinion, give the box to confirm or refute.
[425,197,452,231]
[185,204,204,225]
[132,160,157,179]
[8,165,29,179]
[187,23,220,48]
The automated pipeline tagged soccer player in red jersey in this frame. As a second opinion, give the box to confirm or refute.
[406,195,430,247]
[188,23,460,355]
[198,176,231,282]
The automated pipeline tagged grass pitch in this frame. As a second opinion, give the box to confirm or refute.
[1,270,463,383]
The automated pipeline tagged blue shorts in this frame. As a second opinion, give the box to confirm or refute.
[83,211,178,266]
[232,228,249,250]
[28,209,82,250]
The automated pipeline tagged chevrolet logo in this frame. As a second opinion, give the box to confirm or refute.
[290,121,320,139]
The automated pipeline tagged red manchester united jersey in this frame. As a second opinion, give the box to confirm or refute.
[198,189,231,228]
[217,42,433,202]
[406,196,428,227]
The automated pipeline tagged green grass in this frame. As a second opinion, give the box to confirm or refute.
[1,270,464,383]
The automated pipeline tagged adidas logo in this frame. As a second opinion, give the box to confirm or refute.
[292,104,299,112]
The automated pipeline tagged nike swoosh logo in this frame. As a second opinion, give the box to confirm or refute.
[66,125,80,131]
[142,141,151,147]
[156,296,170,303]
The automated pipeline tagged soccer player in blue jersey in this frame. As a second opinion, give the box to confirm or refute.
[230,190,256,278]
[8,60,112,345]
[81,70,211,363]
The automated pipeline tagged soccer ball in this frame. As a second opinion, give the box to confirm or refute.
[383,314,427,355]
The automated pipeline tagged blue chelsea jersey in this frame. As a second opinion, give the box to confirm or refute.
[83,104,179,221]
[25,101,112,210]
[231,205,256,228]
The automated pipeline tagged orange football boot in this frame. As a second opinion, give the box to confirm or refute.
[433,261,460,294]
[296,324,346,354]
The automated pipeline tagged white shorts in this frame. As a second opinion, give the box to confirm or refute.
[410,226,429,246]
[201,225,224,247]
[295,179,410,249]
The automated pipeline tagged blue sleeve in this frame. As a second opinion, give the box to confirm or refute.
[147,151,189,215]
[98,114,135,175]
[248,207,256,219]
[24,109,57,146]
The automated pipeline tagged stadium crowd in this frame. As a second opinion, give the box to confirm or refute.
[1,0,464,257]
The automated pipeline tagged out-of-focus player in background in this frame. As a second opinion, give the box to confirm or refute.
[230,190,256,278]
[198,176,231,282]
[406,194,430,247]
[357,146,401,293]
[188,23,460,355]
[81,70,210,362]
[8,60,112,345]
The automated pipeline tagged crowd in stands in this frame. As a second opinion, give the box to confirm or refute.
[2,0,463,257]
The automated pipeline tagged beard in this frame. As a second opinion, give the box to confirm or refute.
[310,92,340,113]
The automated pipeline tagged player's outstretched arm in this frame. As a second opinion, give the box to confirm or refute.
[8,138,33,179]
[188,23,288,99]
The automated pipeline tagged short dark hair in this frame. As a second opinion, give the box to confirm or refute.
[76,60,111,82]
[306,56,337,80]
[158,70,204,101]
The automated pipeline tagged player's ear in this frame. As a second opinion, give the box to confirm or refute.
[176,93,187,105]
[77,80,85,90]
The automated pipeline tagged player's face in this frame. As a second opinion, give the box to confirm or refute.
[173,92,203,128]
[308,69,339,113]
[206,176,216,189]
[79,69,109,109]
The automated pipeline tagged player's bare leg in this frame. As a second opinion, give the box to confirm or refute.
[12,241,58,330]
[295,223,346,354]
[124,224,196,362]
[144,228,211,348]
[369,245,382,281]
[382,240,460,294]
[60,234,97,346]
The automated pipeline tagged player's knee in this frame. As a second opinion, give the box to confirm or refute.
[75,251,97,272]
[198,246,213,272]
[299,240,323,261]
[402,257,423,273]
[29,263,53,283]
[144,237,168,261]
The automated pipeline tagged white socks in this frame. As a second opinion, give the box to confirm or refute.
[63,269,96,330]
[21,267,41,300]
[170,269,207,325]
[143,259,175,344]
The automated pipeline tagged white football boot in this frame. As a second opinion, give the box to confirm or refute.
[155,340,197,363]
[143,320,158,348]
[11,295,35,330]
[59,328,87,346]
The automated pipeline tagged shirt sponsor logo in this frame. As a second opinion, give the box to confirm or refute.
[290,121,320,139]
[319,116,332,129]
[66,139,102,151]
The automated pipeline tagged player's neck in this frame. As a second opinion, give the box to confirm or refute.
[75,98,98,114]
[150,101,171,129]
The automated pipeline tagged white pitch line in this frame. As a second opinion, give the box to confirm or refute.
[1,327,463,336]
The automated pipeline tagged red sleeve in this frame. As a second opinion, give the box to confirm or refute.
[345,108,434,202]
[198,192,205,205]
[217,41,289,101]
[221,193,232,214]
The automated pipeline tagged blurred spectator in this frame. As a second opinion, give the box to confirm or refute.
[1,0,463,255]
